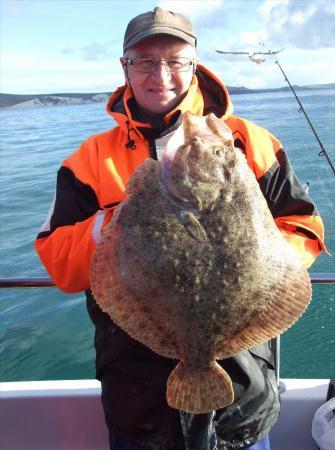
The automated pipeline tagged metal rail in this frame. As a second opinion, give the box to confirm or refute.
[308,273,335,284]
[0,273,334,288]
[0,278,56,288]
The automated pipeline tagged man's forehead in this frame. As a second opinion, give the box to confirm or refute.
[126,35,196,56]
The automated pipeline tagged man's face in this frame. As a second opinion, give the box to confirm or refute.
[121,35,196,116]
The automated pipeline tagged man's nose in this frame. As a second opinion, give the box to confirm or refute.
[151,61,171,81]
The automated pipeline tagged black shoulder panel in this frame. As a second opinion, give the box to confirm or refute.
[258,149,317,218]
[49,166,100,232]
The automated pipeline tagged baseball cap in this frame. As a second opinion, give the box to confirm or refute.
[123,7,197,53]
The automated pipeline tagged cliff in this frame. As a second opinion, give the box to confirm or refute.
[1,84,334,109]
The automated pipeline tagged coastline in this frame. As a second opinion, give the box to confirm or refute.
[1,83,334,110]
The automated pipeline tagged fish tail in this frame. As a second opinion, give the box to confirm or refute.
[166,361,234,413]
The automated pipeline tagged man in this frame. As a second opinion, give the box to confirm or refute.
[35,7,326,450]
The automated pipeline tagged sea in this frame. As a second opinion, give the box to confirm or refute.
[0,88,334,382]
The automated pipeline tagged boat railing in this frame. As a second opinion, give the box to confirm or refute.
[0,273,334,288]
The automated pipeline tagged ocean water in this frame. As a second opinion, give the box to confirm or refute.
[0,89,334,382]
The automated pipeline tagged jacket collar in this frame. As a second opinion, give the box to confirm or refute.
[106,64,233,141]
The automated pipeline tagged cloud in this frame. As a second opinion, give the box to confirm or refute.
[158,0,234,32]
[81,42,116,61]
[205,57,283,90]
[2,49,124,94]
[158,0,224,21]
[61,40,120,61]
[260,0,335,49]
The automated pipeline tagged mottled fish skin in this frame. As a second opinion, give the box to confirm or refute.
[90,112,312,413]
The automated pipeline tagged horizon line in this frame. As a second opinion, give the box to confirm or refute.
[2,81,335,97]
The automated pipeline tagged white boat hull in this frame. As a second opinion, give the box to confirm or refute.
[0,378,330,450]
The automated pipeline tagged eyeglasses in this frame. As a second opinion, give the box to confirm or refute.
[124,57,196,73]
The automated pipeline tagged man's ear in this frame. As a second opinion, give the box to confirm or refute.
[193,58,199,74]
[120,57,130,85]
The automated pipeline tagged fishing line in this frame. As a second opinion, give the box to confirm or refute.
[273,58,335,177]
[268,53,335,218]
[312,166,335,217]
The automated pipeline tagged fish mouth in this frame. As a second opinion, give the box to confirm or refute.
[162,139,214,184]
[160,156,198,206]
[182,138,227,184]
[160,115,229,211]
[159,164,200,214]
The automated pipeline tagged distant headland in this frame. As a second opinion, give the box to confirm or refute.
[1,83,334,109]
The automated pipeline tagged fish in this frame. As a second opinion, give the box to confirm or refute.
[90,111,312,413]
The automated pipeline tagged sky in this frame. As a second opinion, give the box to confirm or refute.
[1,0,335,94]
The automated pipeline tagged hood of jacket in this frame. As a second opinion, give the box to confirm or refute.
[106,64,233,141]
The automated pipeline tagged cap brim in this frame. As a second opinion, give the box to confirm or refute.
[124,27,196,52]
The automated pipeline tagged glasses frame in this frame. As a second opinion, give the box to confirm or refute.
[123,56,196,73]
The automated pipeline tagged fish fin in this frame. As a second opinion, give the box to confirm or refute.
[179,211,208,241]
[219,263,312,358]
[90,230,178,359]
[166,361,234,413]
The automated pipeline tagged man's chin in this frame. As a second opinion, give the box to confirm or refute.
[149,99,179,115]
[136,97,181,118]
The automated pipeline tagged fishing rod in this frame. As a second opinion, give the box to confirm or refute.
[274,58,335,176]
[215,48,335,176]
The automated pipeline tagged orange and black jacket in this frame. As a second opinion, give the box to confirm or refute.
[35,65,326,448]
[35,64,325,293]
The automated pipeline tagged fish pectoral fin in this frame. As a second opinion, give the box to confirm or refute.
[218,263,312,358]
[179,211,208,241]
[166,361,234,413]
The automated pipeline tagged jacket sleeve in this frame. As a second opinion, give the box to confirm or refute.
[255,134,326,269]
[35,154,114,294]
[230,116,326,269]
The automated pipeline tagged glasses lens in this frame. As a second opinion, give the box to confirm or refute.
[133,58,155,72]
[131,57,192,73]
[166,58,191,72]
